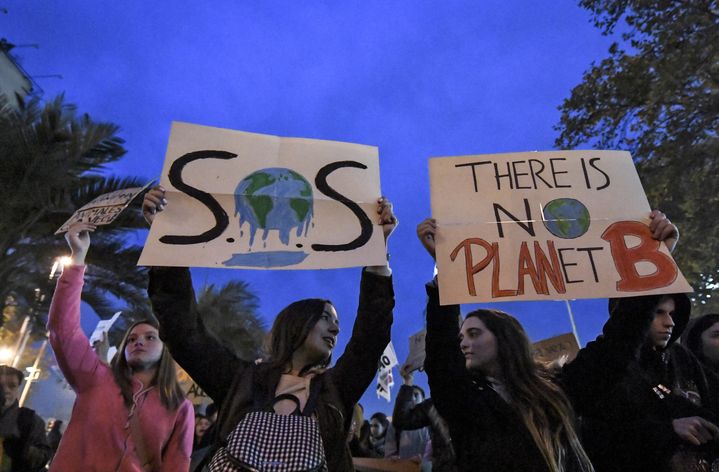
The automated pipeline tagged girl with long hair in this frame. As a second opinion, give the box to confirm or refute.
[143,187,397,471]
[47,222,194,471]
[416,218,593,472]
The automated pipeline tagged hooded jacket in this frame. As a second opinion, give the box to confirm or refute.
[562,293,718,472]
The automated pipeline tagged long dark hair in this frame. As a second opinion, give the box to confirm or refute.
[369,412,389,439]
[111,319,185,411]
[685,313,719,365]
[266,298,333,373]
[464,309,593,472]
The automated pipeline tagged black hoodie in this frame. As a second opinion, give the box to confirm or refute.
[562,293,719,472]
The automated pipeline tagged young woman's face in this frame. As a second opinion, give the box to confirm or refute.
[369,418,385,439]
[299,303,340,364]
[701,321,719,364]
[124,324,163,369]
[648,296,676,349]
[459,317,499,375]
[411,388,424,406]
[195,417,211,437]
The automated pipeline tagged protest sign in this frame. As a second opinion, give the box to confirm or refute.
[532,332,580,364]
[376,341,398,402]
[177,367,212,407]
[55,182,154,234]
[353,458,421,472]
[403,329,426,374]
[430,150,693,304]
[138,122,386,270]
[89,311,122,346]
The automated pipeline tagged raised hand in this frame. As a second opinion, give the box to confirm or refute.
[64,222,97,265]
[416,218,437,260]
[142,185,167,225]
[649,209,679,253]
[378,197,398,242]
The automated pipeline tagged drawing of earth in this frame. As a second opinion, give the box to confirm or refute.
[542,198,590,239]
[223,168,313,268]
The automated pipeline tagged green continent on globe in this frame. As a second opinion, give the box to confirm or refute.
[542,198,590,239]
[234,168,314,246]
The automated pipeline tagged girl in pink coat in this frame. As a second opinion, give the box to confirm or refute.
[48,222,194,471]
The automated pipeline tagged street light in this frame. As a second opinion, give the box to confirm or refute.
[0,346,13,364]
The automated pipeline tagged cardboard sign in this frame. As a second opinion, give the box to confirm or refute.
[353,458,421,472]
[403,329,426,373]
[532,332,580,363]
[55,182,153,234]
[376,342,398,401]
[176,367,212,407]
[430,150,693,304]
[138,122,386,270]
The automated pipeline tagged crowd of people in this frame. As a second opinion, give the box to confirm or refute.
[3,186,719,471]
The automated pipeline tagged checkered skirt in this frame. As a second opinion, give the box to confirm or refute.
[208,410,327,472]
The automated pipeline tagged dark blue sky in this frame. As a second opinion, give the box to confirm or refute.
[7,0,616,415]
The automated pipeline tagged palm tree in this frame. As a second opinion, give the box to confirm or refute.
[196,280,266,361]
[0,94,150,325]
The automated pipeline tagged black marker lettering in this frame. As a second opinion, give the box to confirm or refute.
[160,150,237,245]
[312,161,373,252]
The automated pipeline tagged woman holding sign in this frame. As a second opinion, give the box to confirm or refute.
[416,217,594,472]
[47,222,194,471]
[144,187,396,472]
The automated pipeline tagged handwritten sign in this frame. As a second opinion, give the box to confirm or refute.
[430,150,692,304]
[55,182,153,234]
[403,329,426,373]
[376,341,398,402]
[139,122,386,270]
[176,367,212,407]
[532,332,580,363]
[89,311,122,346]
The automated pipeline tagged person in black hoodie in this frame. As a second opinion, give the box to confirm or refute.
[417,219,594,472]
[685,314,719,377]
[392,364,456,471]
[562,214,719,471]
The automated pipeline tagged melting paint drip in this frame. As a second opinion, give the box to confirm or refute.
[234,168,314,246]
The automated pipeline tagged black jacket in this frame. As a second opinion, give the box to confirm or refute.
[392,385,456,471]
[0,402,51,472]
[148,267,394,472]
[562,293,718,472]
[424,282,554,472]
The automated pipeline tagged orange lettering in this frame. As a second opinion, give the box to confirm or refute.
[601,221,677,291]
[450,238,494,296]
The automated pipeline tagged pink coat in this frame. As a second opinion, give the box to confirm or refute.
[47,265,194,471]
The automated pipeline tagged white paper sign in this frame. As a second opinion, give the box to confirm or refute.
[89,311,122,346]
[376,342,398,402]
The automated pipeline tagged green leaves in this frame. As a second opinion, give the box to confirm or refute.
[196,280,266,361]
[0,94,149,323]
[556,0,719,310]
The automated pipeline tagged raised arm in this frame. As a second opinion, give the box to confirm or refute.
[148,267,245,405]
[417,218,473,425]
[392,382,431,431]
[329,197,396,408]
[47,223,105,391]
[143,185,248,405]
